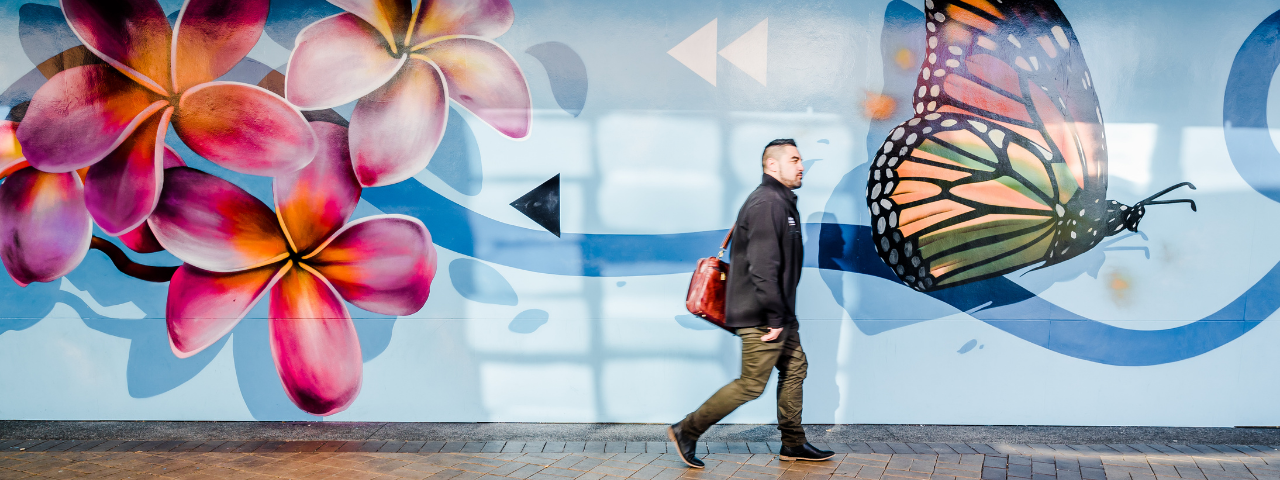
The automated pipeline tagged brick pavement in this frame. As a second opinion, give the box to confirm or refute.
[2,441,1279,480]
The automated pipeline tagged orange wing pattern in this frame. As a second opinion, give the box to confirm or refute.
[868,0,1116,291]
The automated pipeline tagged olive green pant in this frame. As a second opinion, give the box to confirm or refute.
[679,325,808,447]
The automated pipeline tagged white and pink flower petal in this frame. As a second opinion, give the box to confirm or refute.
[309,214,436,316]
[174,82,317,177]
[268,264,362,416]
[285,13,407,110]
[274,121,362,255]
[148,167,290,272]
[348,58,448,187]
[0,121,21,167]
[171,0,271,93]
[326,0,413,50]
[410,0,513,45]
[60,0,173,94]
[84,107,172,236]
[420,36,530,139]
[0,169,92,286]
[16,65,166,173]
[167,262,288,358]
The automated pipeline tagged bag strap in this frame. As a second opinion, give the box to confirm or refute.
[717,228,732,258]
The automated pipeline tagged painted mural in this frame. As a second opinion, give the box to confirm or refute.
[2,0,1280,425]
[867,0,1198,292]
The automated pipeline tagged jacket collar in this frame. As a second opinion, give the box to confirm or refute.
[761,173,798,201]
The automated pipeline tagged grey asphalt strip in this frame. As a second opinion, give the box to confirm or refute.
[2,421,1280,444]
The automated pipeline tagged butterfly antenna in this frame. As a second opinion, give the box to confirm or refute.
[1137,182,1197,212]
[1143,198,1197,211]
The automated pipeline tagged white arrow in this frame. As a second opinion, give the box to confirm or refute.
[719,18,768,86]
[667,18,718,86]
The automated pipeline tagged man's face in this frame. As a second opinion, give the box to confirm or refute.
[766,145,804,189]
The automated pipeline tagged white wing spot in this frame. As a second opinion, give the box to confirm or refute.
[1052,26,1070,49]
[989,129,1005,147]
[934,12,946,22]
[1008,34,1022,48]
[948,46,963,55]
[892,127,905,140]
[941,119,958,127]
[929,36,938,49]
[930,85,940,97]
[968,120,987,132]
[945,59,960,68]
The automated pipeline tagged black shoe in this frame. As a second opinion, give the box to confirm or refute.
[667,423,704,468]
[779,443,835,461]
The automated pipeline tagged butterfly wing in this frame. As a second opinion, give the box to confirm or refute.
[868,0,1112,291]
[870,114,1070,290]
[928,0,1106,195]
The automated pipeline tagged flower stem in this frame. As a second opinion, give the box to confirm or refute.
[89,236,177,283]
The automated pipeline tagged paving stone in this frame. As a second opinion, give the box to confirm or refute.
[11,438,1280,480]
[1009,464,1033,478]
[935,466,981,478]
[1079,467,1105,480]
[870,445,896,455]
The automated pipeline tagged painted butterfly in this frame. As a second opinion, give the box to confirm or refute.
[866,0,1196,292]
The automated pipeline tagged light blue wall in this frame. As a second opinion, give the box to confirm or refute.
[3,0,1280,425]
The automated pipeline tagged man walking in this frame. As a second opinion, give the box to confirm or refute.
[668,139,834,468]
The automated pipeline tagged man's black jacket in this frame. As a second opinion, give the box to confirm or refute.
[724,174,803,329]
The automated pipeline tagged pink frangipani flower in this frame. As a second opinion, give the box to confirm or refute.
[0,121,187,285]
[286,0,531,187]
[147,122,437,415]
[15,0,318,237]
[0,121,91,286]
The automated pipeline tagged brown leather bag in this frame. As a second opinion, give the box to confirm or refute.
[685,229,734,332]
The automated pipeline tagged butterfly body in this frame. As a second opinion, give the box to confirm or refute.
[867,0,1194,292]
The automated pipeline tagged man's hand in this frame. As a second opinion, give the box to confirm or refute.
[761,327,783,342]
